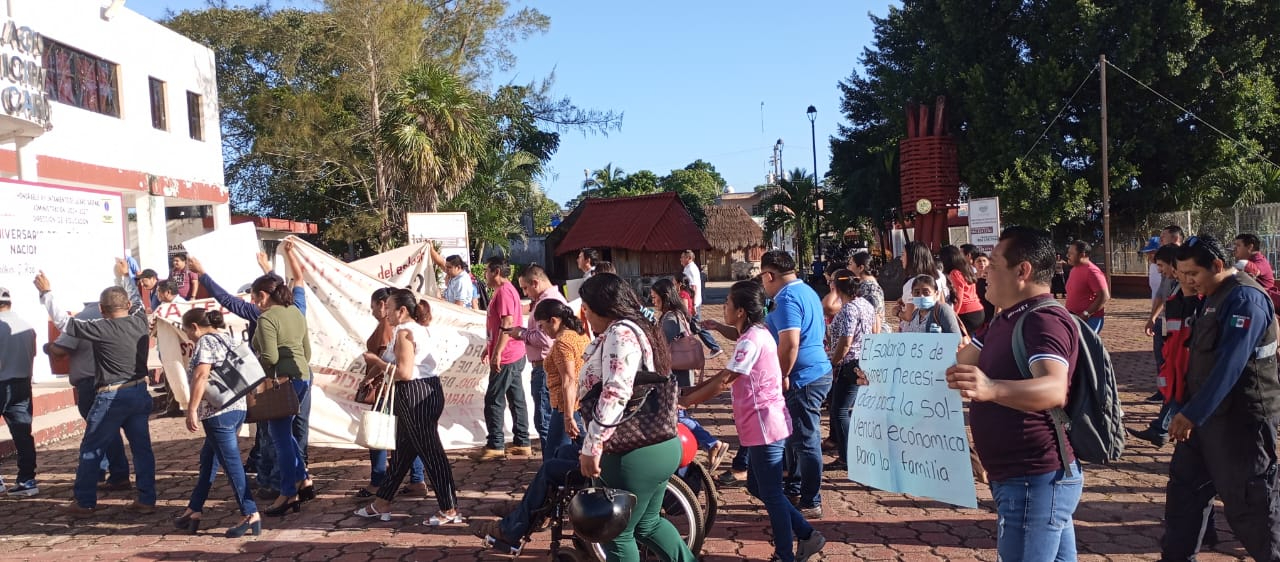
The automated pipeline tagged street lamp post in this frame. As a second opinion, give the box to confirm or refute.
[807,105,820,264]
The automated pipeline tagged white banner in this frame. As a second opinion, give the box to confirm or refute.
[349,242,439,298]
[407,212,469,266]
[0,179,124,380]
[848,332,977,508]
[156,236,534,450]
[181,223,262,293]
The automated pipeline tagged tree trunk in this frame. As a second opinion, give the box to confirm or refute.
[367,34,392,252]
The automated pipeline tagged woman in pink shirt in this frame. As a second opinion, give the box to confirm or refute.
[682,280,826,562]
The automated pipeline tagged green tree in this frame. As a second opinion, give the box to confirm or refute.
[829,1,1280,233]
[762,169,823,266]
[660,160,726,229]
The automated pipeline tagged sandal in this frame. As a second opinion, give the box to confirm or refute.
[353,503,392,522]
[425,510,464,526]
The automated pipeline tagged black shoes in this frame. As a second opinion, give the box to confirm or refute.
[1145,391,1165,404]
[1127,427,1169,448]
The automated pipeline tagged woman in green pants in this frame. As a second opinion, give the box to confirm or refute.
[577,273,696,562]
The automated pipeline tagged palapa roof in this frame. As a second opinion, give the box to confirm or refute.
[703,205,764,251]
[555,192,710,255]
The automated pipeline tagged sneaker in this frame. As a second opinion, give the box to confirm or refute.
[6,479,38,497]
[1127,427,1169,448]
[716,470,746,488]
[799,505,823,520]
[708,349,724,359]
[707,442,731,473]
[473,448,506,462]
[1145,391,1165,404]
[796,529,827,561]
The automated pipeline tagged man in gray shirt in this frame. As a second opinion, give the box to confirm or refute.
[45,303,131,489]
[0,286,38,496]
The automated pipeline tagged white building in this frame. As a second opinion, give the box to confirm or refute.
[0,0,230,273]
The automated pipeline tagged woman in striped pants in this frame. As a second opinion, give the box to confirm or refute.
[354,290,462,526]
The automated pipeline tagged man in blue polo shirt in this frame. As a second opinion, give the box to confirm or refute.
[759,250,832,519]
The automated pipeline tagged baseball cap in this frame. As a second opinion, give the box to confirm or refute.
[0,286,10,304]
[1139,236,1160,253]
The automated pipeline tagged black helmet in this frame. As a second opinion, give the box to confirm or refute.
[568,485,637,543]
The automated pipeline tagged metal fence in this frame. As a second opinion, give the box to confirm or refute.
[1111,203,1280,275]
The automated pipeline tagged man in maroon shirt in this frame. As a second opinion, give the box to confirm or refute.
[947,226,1082,561]
[1233,233,1275,291]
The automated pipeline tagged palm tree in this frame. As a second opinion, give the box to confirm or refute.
[381,64,493,216]
[762,168,823,266]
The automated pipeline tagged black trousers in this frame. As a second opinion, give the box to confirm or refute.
[1161,412,1280,561]
[376,377,456,512]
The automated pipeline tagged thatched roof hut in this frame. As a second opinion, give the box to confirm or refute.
[702,205,766,280]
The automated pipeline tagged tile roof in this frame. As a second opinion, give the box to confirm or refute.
[555,192,710,255]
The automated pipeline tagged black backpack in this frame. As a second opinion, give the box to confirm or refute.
[473,273,490,311]
[1011,299,1125,475]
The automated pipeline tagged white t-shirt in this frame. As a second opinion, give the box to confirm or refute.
[381,322,438,379]
[1147,263,1162,299]
[683,261,703,309]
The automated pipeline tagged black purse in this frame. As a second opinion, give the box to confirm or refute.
[578,323,679,454]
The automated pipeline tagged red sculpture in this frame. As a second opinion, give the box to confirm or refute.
[899,96,960,253]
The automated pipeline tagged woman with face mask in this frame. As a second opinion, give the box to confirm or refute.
[897,274,963,335]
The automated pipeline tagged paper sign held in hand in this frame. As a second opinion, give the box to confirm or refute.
[847,332,977,508]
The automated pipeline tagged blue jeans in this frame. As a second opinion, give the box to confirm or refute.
[188,409,257,516]
[544,409,584,460]
[678,410,718,449]
[1152,319,1165,371]
[255,377,312,490]
[499,442,582,540]
[990,462,1083,562]
[749,440,815,562]
[75,383,155,508]
[369,449,424,486]
[829,364,860,464]
[784,371,832,508]
[1,378,37,483]
[530,364,551,452]
[484,357,530,450]
[72,378,129,483]
[265,379,309,497]
[1085,316,1104,333]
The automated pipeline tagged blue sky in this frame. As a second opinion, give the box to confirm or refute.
[131,0,895,206]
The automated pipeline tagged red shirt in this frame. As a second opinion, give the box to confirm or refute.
[1244,252,1275,290]
[948,270,983,314]
[971,294,1080,480]
[485,280,526,366]
[1065,260,1108,317]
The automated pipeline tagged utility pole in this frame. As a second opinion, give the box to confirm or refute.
[1099,54,1112,288]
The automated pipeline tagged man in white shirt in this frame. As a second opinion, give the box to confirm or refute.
[680,250,723,358]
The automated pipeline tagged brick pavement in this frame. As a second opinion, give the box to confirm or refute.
[0,297,1254,561]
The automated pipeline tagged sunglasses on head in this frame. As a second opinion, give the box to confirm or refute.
[1185,236,1227,262]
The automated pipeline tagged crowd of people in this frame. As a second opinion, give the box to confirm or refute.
[2,226,1280,561]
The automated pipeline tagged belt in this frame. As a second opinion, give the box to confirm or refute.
[97,378,146,394]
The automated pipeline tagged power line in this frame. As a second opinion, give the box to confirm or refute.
[1105,60,1280,170]
[1021,63,1099,161]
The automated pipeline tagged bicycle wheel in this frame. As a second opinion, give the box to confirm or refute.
[682,460,719,534]
[585,475,706,561]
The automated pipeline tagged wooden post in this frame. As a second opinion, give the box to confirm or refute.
[1100,54,1112,287]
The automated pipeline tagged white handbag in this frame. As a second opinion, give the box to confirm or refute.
[356,365,397,450]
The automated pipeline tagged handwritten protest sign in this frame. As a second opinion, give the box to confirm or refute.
[847,332,976,508]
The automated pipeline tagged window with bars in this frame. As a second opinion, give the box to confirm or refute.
[43,40,120,117]
[186,91,203,141]
[148,78,167,130]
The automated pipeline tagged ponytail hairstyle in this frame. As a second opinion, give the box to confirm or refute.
[533,299,585,335]
[415,298,433,326]
[579,273,672,376]
[385,289,419,324]
[728,280,768,328]
[250,274,293,307]
[182,307,226,330]
[831,268,860,298]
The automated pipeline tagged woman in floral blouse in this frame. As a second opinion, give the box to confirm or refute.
[577,273,694,562]
[825,269,879,472]
[175,308,260,538]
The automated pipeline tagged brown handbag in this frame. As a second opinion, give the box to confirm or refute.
[245,377,301,424]
[667,315,705,372]
[355,364,392,406]
[578,322,679,454]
